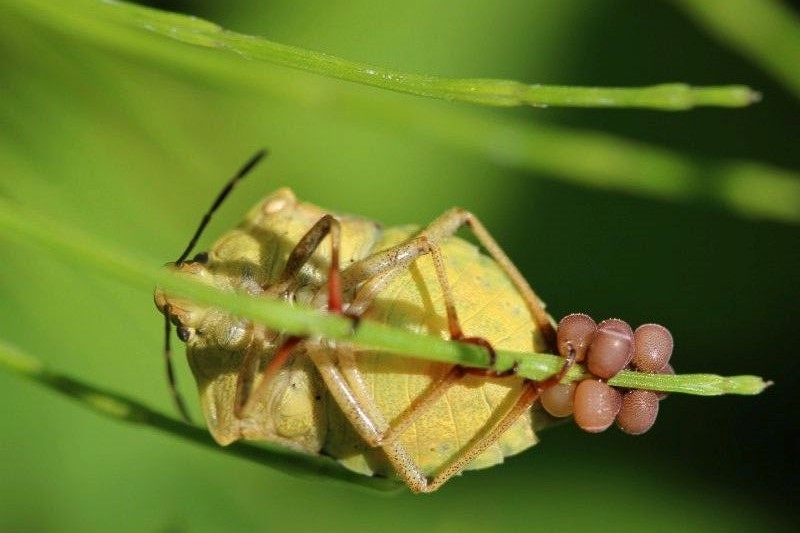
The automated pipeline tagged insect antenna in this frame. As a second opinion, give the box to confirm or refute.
[164,304,192,422]
[176,148,268,263]
[164,149,269,422]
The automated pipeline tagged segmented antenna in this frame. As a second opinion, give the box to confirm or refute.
[164,305,192,422]
[176,149,268,264]
[164,149,269,422]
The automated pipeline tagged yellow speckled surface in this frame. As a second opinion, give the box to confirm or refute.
[182,191,552,479]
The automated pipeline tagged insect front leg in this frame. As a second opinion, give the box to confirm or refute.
[238,214,344,418]
[269,213,344,312]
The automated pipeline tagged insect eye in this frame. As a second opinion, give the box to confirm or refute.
[192,251,209,264]
[177,326,193,342]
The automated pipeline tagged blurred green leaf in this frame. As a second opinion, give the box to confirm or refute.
[0,339,401,492]
[0,0,795,530]
[18,0,761,110]
[675,0,800,99]
[4,0,798,223]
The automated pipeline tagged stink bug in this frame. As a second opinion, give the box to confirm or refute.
[154,151,673,492]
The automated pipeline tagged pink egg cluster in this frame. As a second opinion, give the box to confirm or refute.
[541,313,674,435]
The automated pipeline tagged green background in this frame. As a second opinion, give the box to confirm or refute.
[0,0,796,531]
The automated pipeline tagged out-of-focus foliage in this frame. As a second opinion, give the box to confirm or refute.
[0,1,796,531]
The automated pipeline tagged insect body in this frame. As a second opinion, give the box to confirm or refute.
[154,152,671,492]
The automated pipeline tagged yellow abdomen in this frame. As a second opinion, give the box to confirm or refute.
[324,226,552,477]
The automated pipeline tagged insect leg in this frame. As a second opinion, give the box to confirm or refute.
[272,213,342,309]
[364,364,464,446]
[305,343,431,492]
[237,214,343,418]
[239,335,303,417]
[423,379,543,492]
[421,208,557,352]
[410,210,581,490]
[312,340,572,492]
[346,207,556,353]
[339,238,482,443]
[339,236,500,448]
[341,235,460,336]
[425,342,577,492]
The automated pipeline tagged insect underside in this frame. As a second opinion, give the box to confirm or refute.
[158,186,560,492]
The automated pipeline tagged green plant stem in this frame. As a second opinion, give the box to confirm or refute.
[675,0,800,99]
[6,0,797,223]
[0,198,770,396]
[0,339,400,492]
[17,0,758,110]
[370,100,800,224]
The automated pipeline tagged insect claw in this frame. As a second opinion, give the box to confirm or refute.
[539,344,576,389]
[457,335,497,366]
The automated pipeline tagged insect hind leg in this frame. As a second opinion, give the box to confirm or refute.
[421,348,576,492]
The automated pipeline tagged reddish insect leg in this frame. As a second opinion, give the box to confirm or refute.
[238,335,303,417]
[237,214,343,418]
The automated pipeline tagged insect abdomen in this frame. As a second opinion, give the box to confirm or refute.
[325,227,550,477]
